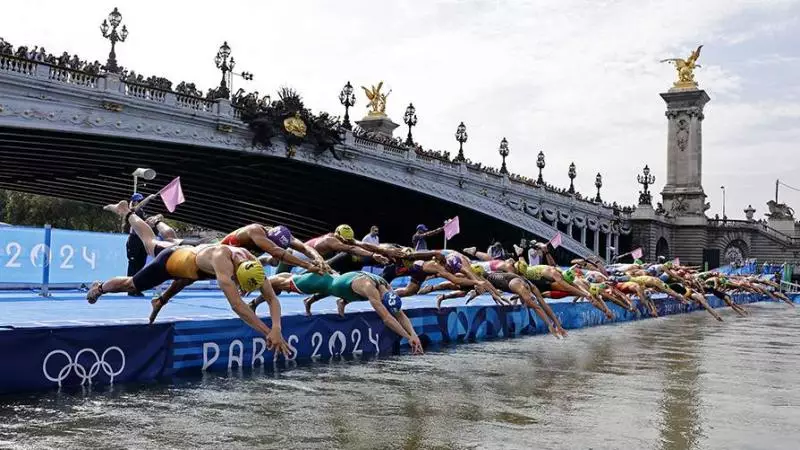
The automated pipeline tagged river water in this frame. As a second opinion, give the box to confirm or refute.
[1,303,798,450]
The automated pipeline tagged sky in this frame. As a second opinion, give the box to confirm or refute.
[2,0,799,219]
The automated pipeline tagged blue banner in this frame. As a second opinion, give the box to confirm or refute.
[48,229,127,284]
[0,226,46,284]
[171,312,398,372]
[0,324,173,394]
[0,226,127,286]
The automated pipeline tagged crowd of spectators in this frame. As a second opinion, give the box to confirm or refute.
[0,37,103,74]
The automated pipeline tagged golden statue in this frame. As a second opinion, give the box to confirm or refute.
[361,81,391,117]
[661,45,703,88]
[283,112,307,138]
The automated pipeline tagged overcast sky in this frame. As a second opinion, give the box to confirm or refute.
[3,0,799,218]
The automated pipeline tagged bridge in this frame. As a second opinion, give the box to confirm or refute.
[0,48,629,260]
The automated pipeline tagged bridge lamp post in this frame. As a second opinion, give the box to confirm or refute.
[131,168,156,193]
[637,164,655,205]
[214,41,234,100]
[403,103,418,146]
[338,81,356,130]
[721,185,727,219]
[595,173,603,202]
[99,7,128,74]
[454,122,467,162]
[568,162,577,194]
[536,151,545,185]
[498,137,510,174]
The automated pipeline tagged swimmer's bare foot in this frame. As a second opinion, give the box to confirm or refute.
[303,296,314,316]
[418,285,434,295]
[336,298,346,317]
[103,200,130,216]
[436,294,446,310]
[557,327,569,338]
[149,296,167,324]
[86,281,104,304]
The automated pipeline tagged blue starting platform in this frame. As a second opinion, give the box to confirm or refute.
[0,288,794,395]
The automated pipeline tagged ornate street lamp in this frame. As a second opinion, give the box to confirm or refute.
[595,172,603,202]
[403,103,418,145]
[454,122,467,162]
[214,41,234,99]
[498,137,510,174]
[536,151,545,185]
[99,7,128,74]
[637,164,656,205]
[568,162,577,194]
[338,81,356,130]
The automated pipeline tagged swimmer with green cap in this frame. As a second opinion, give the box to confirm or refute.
[253,271,424,354]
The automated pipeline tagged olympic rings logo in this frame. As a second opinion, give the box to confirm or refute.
[42,347,126,387]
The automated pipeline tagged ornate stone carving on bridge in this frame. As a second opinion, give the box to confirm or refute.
[766,200,794,220]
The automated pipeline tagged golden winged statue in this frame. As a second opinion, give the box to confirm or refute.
[361,81,391,117]
[661,45,703,88]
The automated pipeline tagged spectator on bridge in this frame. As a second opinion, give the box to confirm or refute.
[362,225,380,245]
[412,223,444,251]
[125,193,148,297]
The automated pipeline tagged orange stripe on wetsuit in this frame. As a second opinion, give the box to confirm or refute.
[165,247,209,280]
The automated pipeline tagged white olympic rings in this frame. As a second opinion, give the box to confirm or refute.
[42,347,125,387]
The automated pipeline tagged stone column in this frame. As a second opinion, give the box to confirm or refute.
[581,227,587,246]
[567,222,573,238]
[593,229,600,255]
[659,87,711,217]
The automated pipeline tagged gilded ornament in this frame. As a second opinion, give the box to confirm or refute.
[361,81,391,117]
[283,112,307,138]
[661,45,703,89]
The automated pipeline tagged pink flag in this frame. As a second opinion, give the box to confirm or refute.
[548,232,562,249]
[631,248,643,259]
[159,177,185,213]
[673,257,680,266]
[444,216,460,240]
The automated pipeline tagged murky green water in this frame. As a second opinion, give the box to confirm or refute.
[1,303,798,449]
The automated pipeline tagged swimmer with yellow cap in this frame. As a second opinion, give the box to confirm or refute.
[89,199,291,357]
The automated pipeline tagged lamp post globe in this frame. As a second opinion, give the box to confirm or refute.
[498,137,510,174]
[568,162,577,194]
[338,81,356,130]
[536,151,545,185]
[454,122,468,162]
[403,103,418,146]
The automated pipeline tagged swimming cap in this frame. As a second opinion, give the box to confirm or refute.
[562,269,576,284]
[590,283,607,295]
[445,254,463,273]
[515,260,528,275]
[634,259,644,265]
[335,224,355,241]
[130,193,144,202]
[663,261,673,269]
[470,263,486,277]
[267,225,293,249]
[236,260,265,293]
[381,291,402,314]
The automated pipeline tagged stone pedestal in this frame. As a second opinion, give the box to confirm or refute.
[768,218,794,235]
[660,87,710,217]
[355,115,399,138]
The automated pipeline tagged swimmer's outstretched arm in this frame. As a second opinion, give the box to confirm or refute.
[251,231,324,274]
[395,311,423,354]
[212,252,289,356]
